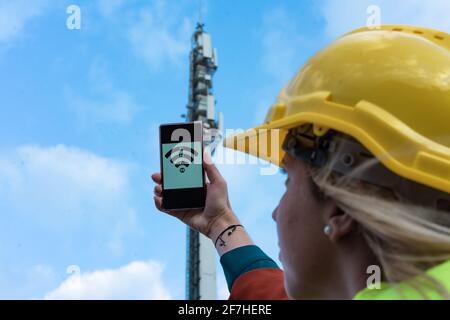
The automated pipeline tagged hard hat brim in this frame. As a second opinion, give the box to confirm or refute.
[223,91,450,194]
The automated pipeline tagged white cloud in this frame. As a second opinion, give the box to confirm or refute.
[0,144,135,235]
[0,0,48,43]
[321,0,450,39]
[0,144,148,296]
[128,0,193,71]
[44,261,171,300]
[96,0,195,72]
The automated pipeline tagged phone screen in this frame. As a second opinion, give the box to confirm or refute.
[161,140,203,189]
[159,122,206,209]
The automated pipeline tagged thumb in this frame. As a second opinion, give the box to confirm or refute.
[203,150,223,184]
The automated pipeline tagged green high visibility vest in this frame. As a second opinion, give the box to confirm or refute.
[354,260,450,300]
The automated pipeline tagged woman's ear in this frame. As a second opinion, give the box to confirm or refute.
[326,206,356,242]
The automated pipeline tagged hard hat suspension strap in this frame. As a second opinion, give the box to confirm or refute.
[282,125,450,210]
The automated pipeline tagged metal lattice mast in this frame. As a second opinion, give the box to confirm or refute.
[184,23,222,300]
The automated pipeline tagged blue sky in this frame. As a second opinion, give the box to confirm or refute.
[1,0,449,299]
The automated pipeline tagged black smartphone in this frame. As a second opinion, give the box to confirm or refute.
[159,121,206,210]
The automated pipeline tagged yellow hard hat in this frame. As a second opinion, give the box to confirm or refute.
[224,25,450,194]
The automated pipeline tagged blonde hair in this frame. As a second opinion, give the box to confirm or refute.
[307,135,450,299]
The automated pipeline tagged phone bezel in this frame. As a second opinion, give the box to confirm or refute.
[159,121,206,210]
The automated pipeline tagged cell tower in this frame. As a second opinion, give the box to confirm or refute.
[184,23,222,300]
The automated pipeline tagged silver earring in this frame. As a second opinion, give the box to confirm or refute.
[324,225,333,236]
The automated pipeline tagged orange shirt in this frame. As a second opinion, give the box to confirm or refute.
[220,245,289,300]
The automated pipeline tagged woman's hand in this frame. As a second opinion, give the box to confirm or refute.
[151,152,241,240]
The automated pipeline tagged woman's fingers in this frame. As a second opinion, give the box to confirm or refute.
[154,195,164,211]
[203,152,224,184]
[151,172,162,184]
[154,185,162,197]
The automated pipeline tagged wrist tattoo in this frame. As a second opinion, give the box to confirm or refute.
[214,224,244,247]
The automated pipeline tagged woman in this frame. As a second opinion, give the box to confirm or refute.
[152,25,450,300]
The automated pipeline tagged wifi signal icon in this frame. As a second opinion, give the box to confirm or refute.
[165,145,198,173]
